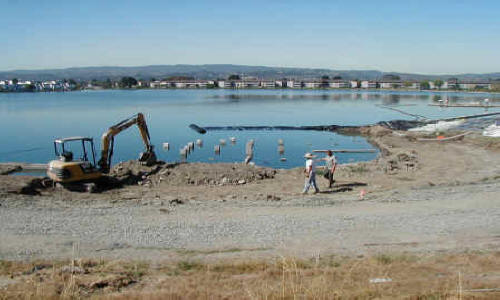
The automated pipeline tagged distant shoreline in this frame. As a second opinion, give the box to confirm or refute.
[72,87,500,95]
[2,87,500,95]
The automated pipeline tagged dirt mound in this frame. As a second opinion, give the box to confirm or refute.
[110,161,277,187]
[357,125,393,137]
[109,160,165,185]
[337,125,392,138]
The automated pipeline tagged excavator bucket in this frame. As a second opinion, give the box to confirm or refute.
[138,147,157,166]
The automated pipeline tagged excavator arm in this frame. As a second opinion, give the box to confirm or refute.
[98,113,157,173]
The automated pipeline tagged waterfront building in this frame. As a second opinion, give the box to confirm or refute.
[244,80,260,88]
[260,80,276,88]
[458,81,491,90]
[378,80,402,89]
[328,80,350,88]
[303,81,321,89]
[361,80,377,89]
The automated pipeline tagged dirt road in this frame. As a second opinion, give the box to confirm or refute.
[1,180,500,262]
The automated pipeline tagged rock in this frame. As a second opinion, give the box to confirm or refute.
[238,179,246,184]
[168,198,184,205]
[221,177,229,184]
[266,194,281,201]
[61,265,85,274]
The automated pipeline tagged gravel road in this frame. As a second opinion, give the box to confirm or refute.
[1,181,499,262]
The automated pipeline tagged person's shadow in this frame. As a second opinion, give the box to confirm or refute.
[319,182,367,194]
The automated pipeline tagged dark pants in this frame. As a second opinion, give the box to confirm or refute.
[324,170,335,187]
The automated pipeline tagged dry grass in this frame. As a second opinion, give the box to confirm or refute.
[1,252,500,299]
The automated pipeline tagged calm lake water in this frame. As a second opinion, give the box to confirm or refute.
[0,89,498,169]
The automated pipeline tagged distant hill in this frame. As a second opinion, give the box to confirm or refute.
[0,64,499,82]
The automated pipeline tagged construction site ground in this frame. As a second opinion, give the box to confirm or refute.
[1,126,500,263]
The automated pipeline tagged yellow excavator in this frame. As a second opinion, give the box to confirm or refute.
[47,113,157,185]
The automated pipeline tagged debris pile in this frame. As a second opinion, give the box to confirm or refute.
[109,160,165,185]
[110,161,277,187]
[384,151,419,174]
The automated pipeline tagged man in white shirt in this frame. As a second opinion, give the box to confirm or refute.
[302,153,319,194]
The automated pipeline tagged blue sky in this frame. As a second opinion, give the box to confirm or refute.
[2,0,499,74]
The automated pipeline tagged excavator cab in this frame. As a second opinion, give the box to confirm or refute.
[47,137,102,183]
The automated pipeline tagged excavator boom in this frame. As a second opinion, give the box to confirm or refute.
[98,113,157,173]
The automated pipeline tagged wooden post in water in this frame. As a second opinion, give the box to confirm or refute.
[278,145,285,155]
[245,139,255,164]
[179,148,187,159]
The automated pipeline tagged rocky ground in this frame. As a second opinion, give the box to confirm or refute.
[1,126,500,263]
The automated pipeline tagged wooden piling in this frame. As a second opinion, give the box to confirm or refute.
[245,139,255,164]
[278,145,285,155]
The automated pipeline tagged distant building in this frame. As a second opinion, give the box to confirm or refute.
[361,80,377,89]
[260,80,276,88]
[403,82,420,89]
[327,80,350,88]
[244,80,260,88]
[444,79,491,90]
[232,81,245,88]
[217,80,227,88]
[150,81,161,88]
[303,81,321,89]
[459,81,491,90]
[378,80,402,89]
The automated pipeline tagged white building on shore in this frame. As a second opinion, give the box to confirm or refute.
[361,80,377,89]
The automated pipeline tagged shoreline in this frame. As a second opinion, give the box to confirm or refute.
[2,87,500,95]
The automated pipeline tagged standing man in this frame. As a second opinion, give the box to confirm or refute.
[322,150,337,188]
[302,153,319,194]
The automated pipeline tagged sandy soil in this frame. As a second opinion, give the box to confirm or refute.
[1,126,500,262]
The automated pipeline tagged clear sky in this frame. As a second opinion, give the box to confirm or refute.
[2,0,499,74]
